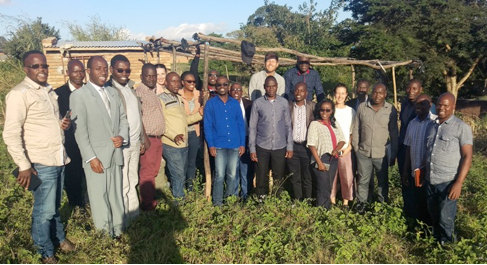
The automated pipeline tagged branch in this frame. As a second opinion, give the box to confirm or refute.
[457,57,481,89]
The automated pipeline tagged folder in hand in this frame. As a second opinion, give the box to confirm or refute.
[414,167,425,187]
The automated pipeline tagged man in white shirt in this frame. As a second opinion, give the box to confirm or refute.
[248,52,285,101]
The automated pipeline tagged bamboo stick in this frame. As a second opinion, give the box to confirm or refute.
[202,42,212,202]
[392,67,398,109]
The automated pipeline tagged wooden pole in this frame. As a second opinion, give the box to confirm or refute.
[202,42,212,202]
[392,67,398,109]
[172,46,177,72]
[225,65,229,80]
[409,69,413,80]
[351,65,356,99]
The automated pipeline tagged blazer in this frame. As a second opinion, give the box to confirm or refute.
[242,98,252,123]
[55,82,81,159]
[288,100,316,129]
[70,82,129,169]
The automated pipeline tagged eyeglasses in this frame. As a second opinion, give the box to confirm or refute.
[297,61,310,65]
[26,64,49,69]
[216,83,229,87]
[184,80,196,84]
[208,74,218,77]
[116,69,131,74]
[230,88,242,92]
[320,108,332,113]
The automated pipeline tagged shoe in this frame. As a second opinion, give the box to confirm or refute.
[59,239,75,253]
[41,256,57,264]
[354,202,366,214]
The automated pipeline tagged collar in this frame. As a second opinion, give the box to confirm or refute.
[89,81,104,91]
[366,99,387,109]
[297,68,310,76]
[263,94,277,102]
[293,100,307,107]
[436,114,455,124]
[111,79,130,90]
[68,80,79,92]
[24,76,51,91]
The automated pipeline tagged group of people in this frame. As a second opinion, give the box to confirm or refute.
[3,49,473,263]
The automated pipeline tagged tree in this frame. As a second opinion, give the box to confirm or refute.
[64,15,130,41]
[342,0,487,99]
[1,16,60,61]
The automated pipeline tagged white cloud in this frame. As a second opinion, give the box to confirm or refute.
[0,0,12,5]
[151,22,228,41]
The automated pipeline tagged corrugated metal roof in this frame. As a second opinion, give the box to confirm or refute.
[50,40,148,48]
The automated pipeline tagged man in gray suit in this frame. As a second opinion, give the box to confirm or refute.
[70,56,129,238]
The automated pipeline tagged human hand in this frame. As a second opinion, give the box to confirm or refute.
[140,144,146,154]
[174,134,185,145]
[60,117,71,130]
[250,152,258,162]
[401,171,409,187]
[90,158,104,174]
[318,162,327,171]
[331,149,339,157]
[238,146,245,156]
[448,181,463,200]
[111,136,124,148]
[342,147,352,157]
[285,151,293,159]
[199,106,204,116]
[209,147,217,157]
[17,168,37,190]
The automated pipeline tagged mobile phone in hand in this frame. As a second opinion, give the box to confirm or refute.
[64,109,71,119]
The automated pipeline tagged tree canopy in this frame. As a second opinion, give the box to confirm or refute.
[64,15,130,41]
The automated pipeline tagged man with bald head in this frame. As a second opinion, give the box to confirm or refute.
[160,72,203,201]
[352,83,398,212]
[424,92,473,243]
[401,94,437,223]
[284,55,325,102]
[287,82,315,201]
[70,56,129,237]
[55,59,87,209]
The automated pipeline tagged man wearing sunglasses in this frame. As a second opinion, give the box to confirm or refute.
[55,59,87,212]
[106,55,148,220]
[248,52,285,101]
[189,45,219,97]
[284,56,325,103]
[4,50,75,263]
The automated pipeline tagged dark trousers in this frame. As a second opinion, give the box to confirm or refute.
[186,131,200,191]
[426,180,457,242]
[313,153,338,209]
[64,151,86,207]
[255,145,286,197]
[287,142,312,200]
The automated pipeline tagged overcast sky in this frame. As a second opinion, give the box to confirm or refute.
[0,0,351,41]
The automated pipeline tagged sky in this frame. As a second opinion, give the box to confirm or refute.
[0,0,351,41]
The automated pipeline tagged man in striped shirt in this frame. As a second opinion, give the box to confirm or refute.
[401,94,437,223]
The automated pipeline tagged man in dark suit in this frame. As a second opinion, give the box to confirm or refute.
[346,79,370,111]
[70,56,128,238]
[229,82,253,199]
[287,82,315,201]
[55,59,87,209]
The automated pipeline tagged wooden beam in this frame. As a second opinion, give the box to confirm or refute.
[202,42,212,202]
[392,67,398,109]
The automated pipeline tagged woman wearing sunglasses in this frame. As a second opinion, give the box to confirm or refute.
[307,99,345,209]
[179,71,202,191]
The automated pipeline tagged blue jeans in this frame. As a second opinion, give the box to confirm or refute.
[31,163,66,258]
[426,180,457,242]
[213,148,239,205]
[234,149,253,199]
[163,144,188,199]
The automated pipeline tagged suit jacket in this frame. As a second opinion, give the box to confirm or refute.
[288,100,316,129]
[55,82,81,159]
[242,98,252,123]
[70,82,129,169]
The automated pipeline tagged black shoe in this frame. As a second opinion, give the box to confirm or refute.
[354,202,366,214]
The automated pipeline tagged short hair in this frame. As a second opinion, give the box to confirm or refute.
[87,56,102,69]
[181,71,194,81]
[22,50,44,66]
[264,75,277,85]
[230,82,242,89]
[408,78,423,87]
[356,79,370,87]
[265,52,279,62]
[110,54,129,67]
[141,63,156,73]
[334,83,348,94]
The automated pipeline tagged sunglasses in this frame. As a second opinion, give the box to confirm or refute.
[320,108,332,113]
[230,88,242,92]
[298,61,310,65]
[216,83,229,87]
[184,80,196,84]
[208,74,218,77]
[116,69,131,74]
[26,64,49,69]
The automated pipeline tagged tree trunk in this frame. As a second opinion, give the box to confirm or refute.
[445,74,459,100]
[443,57,480,101]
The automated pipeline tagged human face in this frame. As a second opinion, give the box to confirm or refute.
[414,95,431,118]
[216,77,229,96]
[406,81,422,101]
[141,67,157,89]
[371,85,387,105]
[356,81,369,97]
[229,84,243,101]
[334,86,348,105]
[87,57,108,87]
[68,61,85,87]
[264,78,278,98]
[297,57,310,74]
[265,58,279,73]
[208,70,219,85]
[156,67,166,86]
[437,94,455,122]
[165,73,181,94]
[182,74,196,91]
[24,53,49,86]
[319,102,333,121]
[294,84,307,103]
[111,60,131,86]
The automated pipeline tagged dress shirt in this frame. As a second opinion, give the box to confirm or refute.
[112,80,141,144]
[403,112,437,177]
[203,96,246,149]
[425,115,473,185]
[292,102,307,143]
[3,77,69,171]
[136,83,165,136]
[249,95,293,153]
[68,80,77,92]
[248,70,286,101]
[284,67,325,102]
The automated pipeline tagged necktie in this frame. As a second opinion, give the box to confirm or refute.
[100,87,111,117]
